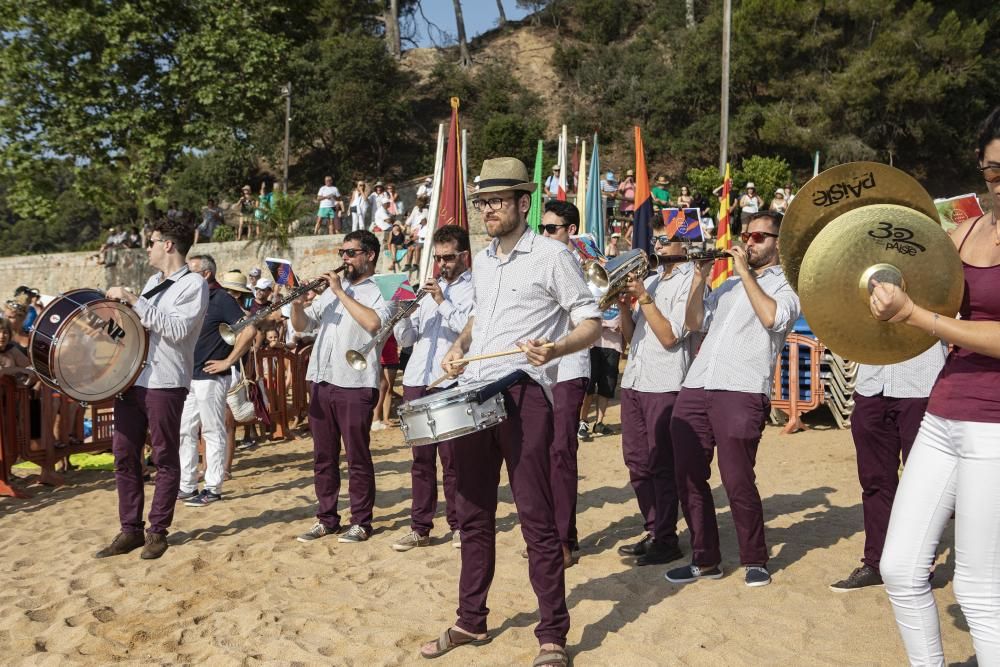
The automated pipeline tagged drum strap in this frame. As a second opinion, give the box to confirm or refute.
[141,267,192,301]
[471,369,528,403]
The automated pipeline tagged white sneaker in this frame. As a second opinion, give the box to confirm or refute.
[371,420,386,432]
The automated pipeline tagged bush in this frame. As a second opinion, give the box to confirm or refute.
[738,156,792,208]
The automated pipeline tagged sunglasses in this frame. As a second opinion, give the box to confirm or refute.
[652,235,675,245]
[146,237,167,248]
[979,164,1000,184]
[433,252,464,263]
[471,197,513,212]
[540,223,569,234]
[338,248,366,258]
[740,231,779,243]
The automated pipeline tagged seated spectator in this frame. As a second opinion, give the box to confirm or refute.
[94,226,126,265]
[123,226,142,248]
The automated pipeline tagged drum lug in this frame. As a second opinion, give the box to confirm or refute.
[466,408,473,415]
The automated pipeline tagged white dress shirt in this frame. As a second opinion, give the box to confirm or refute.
[621,264,696,393]
[297,277,390,389]
[855,343,947,399]
[683,265,801,396]
[394,270,475,388]
[460,229,601,400]
[132,267,209,389]
[556,247,591,383]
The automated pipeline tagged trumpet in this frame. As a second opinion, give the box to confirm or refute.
[345,288,429,370]
[583,249,650,310]
[218,266,345,345]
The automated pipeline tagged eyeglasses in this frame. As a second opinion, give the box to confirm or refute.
[540,223,569,234]
[471,197,512,212]
[146,237,167,248]
[979,164,1000,184]
[652,235,675,245]
[434,252,463,263]
[339,248,365,258]
[740,231,779,243]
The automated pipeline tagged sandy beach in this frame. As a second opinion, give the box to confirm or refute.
[0,403,974,666]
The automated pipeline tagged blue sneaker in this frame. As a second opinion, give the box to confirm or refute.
[665,563,724,584]
[176,489,198,501]
[744,566,771,587]
[184,490,222,507]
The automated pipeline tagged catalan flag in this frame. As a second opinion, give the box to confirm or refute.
[630,126,654,252]
[436,97,468,231]
[710,163,734,289]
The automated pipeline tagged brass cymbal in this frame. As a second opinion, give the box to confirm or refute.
[780,162,939,293]
[797,204,963,364]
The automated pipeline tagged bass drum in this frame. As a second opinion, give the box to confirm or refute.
[29,289,148,404]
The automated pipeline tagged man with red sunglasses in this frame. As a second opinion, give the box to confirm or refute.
[289,229,391,545]
[667,210,800,588]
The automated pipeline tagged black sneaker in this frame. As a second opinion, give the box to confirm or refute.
[665,563,724,584]
[296,522,337,543]
[617,533,653,557]
[176,488,198,501]
[337,524,371,543]
[636,539,683,566]
[829,565,883,592]
[744,566,771,587]
[184,490,222,507]
[593,422,609,435]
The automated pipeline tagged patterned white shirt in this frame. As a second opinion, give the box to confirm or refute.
[556,247,591,383]
[132,267,209,389]
[394,270,475,389]
[460,228,601,399]
[855,343,947,399]
[683,265,800,396]
[297,277,390,389]
[621,264,696,393]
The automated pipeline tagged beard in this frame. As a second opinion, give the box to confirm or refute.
[484,214,519,239]
[747,247,774,269]
[439,264,454,281]
[343,263,362,281]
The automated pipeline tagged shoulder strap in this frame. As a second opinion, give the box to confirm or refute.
[957,214,988,252]
[140,267,192,300]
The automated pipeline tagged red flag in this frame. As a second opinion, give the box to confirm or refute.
[437,97,468,231]
[570,139,579,193]
[710,164,733,288]
[631,126,654,251]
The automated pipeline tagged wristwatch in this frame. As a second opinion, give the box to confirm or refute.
[637,294,654,306]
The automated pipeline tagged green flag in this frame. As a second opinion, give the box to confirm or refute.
[528,139,544,232]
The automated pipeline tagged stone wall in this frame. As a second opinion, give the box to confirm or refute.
[0,231,494,297]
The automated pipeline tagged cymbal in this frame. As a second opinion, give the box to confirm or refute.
[797,204,963,364]
[780,162,939,293]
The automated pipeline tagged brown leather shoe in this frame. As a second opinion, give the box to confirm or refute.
[140,532,169,559]
[95,531,145,559]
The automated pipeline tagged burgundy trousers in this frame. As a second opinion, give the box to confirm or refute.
[403,385,459,536]
[451,380,569,648]
[309,382,378,532]
[112,386,188,535]
[670,388,770,567]
[551,377,589,548]
[851,392,929,571]
[620,388,680,544]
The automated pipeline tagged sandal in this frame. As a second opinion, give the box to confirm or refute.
[420,627,491,659]
[533,646,570,667]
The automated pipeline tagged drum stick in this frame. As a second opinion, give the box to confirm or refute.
[426,374,452,389]
[445,342,555,367]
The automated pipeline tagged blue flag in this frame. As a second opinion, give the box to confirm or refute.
[585,133,605,253]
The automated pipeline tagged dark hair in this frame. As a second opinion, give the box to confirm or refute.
[977,106,1000,159]
[152,217,195,256]
[513,190,532,215]
[344,229,380,257]
[432,225,470,253]
[748,210,782,232]
[544,200,580,233]
[0,317,12,338]
[188,254,216,276]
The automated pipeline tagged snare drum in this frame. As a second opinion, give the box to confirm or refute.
[29,289,148,404]
[396,381,507,446]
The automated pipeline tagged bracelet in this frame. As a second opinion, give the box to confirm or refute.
[637,294,654,306]
[932,313,939,337]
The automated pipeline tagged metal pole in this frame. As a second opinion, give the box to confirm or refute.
[719,0,731,176]
[282,81,291,193]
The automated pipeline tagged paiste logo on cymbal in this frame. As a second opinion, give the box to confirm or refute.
[867,221,926,256]
[811,171,877,208]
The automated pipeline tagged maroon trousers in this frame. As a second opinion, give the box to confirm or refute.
[309,382,378,532]
[551,377,589,548]
[451,380,569,648]
[403,385,459,536]
[112,386,188,535]
[670,388,770,567]
[620,388,680,544]
[851,392,929,572]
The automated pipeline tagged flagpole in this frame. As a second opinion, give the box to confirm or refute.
[719,0,732,176]
[577,139,587,230]
[461,128,469,194]
[419,124,447,284]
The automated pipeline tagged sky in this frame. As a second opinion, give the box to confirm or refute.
[410,0,533,49]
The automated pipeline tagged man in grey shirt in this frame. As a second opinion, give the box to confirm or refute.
[419,157,600,667]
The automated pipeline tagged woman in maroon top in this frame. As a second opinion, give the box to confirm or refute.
[870,106,1000,665]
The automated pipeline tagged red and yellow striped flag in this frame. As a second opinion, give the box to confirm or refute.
[710,163,733,289]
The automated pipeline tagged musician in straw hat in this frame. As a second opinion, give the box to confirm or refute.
[97,217,209,560]
[419,157,600,666]
[289,229,390,545]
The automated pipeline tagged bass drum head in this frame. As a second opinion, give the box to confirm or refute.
[51,297,148,402]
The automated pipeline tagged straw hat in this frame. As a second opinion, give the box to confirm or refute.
[655,175,669,185]
[219,270,252,293]
[475,157,537,194]
[625,169,635,177]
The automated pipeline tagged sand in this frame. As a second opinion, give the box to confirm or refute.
[0,403,975,666]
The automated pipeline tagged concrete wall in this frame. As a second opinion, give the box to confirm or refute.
[1,231,494,297]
